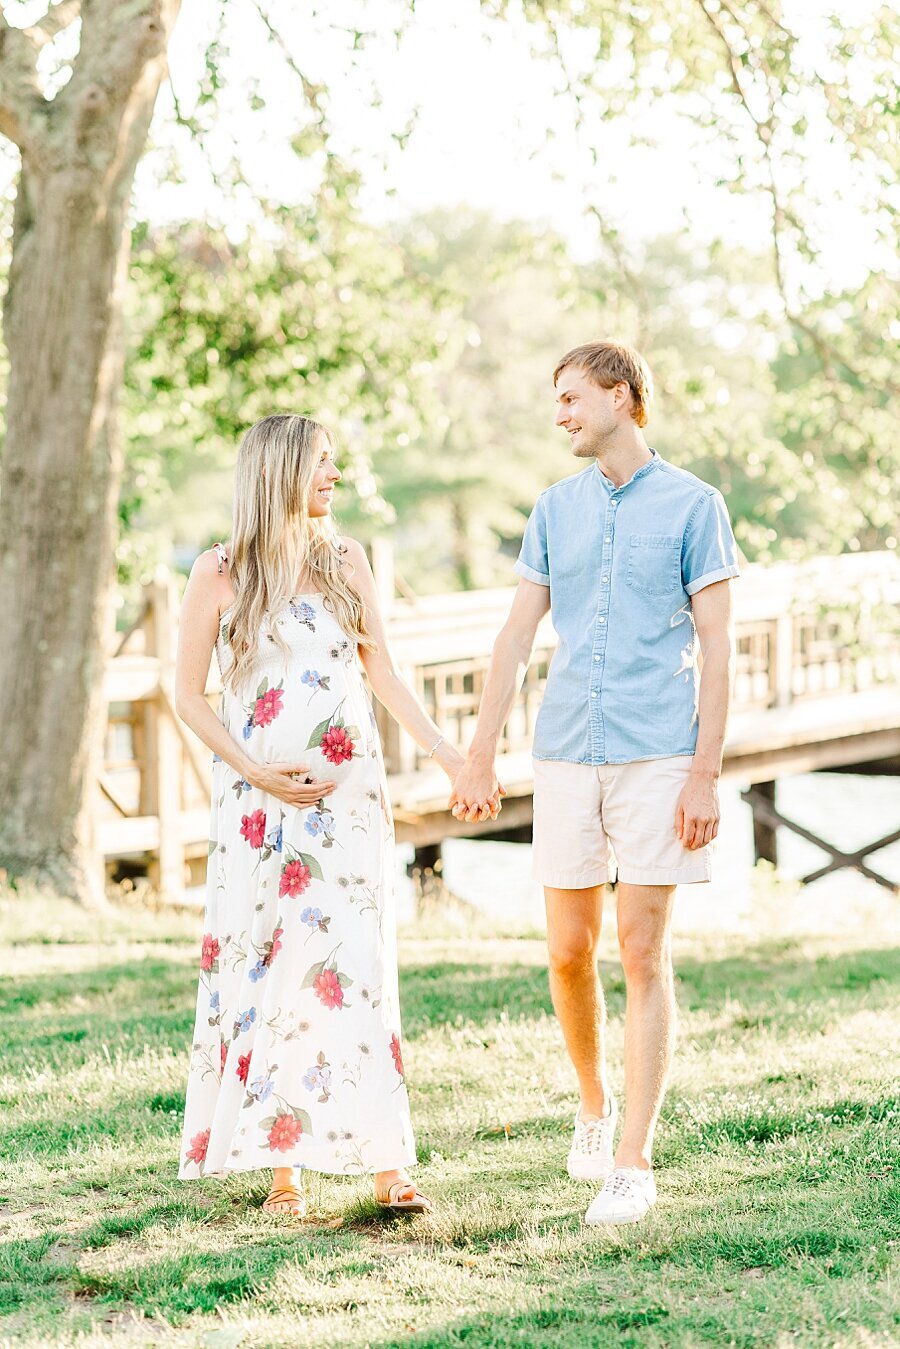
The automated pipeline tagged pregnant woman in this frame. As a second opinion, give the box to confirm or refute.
[174,413,493,1216]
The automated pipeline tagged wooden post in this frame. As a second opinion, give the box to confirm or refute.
[407,842,443,918]
[773,613,794,707]
[370,537,395,619]
[144,568,185,900]
[748,779,778,866]
[407,842,442,878]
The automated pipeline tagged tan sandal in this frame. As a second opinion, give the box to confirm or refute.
[262,1184,307,1217]
[375,1179,434,1215]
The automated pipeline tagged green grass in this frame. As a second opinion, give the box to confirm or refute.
[0,885,897,1348]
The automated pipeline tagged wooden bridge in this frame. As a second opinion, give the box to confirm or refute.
[100,550,900,898]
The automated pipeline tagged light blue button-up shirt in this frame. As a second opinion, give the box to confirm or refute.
[514,451,740,764]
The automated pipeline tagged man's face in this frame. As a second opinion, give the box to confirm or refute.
[554,367,628,457]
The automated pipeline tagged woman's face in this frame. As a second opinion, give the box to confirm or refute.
[307,438,342,518]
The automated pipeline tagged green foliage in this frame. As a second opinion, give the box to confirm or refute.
[118,158,453,594]
[5,1,894,600]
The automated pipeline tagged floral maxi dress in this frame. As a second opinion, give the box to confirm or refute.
[178,583,416,1179]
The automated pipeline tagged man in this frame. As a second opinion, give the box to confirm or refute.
[450,340,739,1225]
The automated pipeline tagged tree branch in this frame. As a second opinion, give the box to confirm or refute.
[693,0,900,398]
[250,0,327,121]
[24,0,81,50]
[0,11,46,148]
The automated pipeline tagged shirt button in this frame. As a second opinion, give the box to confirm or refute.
[612,500,619,508]
[594,655,601,663]
[605,536,611,543]
[591,691,598,698]
[598,616,606,624]
[602,576,609,583]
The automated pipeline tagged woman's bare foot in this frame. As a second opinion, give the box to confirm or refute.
[262,1165,307,1216]
[374,1168,433,1213]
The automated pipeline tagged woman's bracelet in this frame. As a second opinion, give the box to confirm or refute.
[426,734,444,759]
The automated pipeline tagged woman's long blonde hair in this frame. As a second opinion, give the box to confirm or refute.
[224,413,374,690]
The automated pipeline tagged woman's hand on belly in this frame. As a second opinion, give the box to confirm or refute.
[246,761,337,807]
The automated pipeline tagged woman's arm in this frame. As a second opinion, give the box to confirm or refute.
[174,550,337,808]
[450,577,550,822]
[341,538,483,799]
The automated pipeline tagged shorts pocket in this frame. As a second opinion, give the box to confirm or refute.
[625,534,681,596]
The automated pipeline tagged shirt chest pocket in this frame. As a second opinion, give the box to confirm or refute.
[625,534,682,596]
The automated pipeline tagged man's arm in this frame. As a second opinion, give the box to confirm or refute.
[450,578,551,823]
[675,578,735,850]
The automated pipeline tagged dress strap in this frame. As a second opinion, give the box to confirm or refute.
[212,542,228,574]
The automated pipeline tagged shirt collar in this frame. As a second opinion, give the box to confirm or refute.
[593,448,660,495]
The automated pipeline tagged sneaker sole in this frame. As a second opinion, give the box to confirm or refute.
[585,1203,654,1226]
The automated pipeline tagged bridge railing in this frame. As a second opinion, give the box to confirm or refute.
[100,550,900,893]
[375,551,900,772]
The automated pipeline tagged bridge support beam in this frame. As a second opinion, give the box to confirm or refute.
[741,783,900,892]
[746,779,778,866]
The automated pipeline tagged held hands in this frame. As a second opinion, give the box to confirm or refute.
[674,770,720,850]
[448,751,506,824]
[247,762,337,808]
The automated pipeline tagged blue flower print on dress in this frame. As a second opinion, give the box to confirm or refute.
[290,600,316,630]
[302,1064,330,1092]
[302,1052,333,1102]
[299,904,330,942]
[248,1073,274,1104]
[305,808,335,838]
[305,806,337,848]
[248,959,267,984]
[264,821,283,854]
[242,719,253,741]
[209,990,220,1012]
[231,775,252,799]
[235,1008,257,1035]
[301,669,331,702]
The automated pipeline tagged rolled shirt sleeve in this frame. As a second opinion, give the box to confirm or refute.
[513,494,551,586]
[681,489,741,595]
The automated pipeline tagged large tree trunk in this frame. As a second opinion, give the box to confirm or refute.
[0,2,180,904]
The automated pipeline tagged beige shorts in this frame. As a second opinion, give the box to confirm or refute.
[532,755,713,888]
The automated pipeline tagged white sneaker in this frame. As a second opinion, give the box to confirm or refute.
[566,1095,618,1181]
[585,1165,657,1225]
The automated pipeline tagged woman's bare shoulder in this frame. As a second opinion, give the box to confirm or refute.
[337,535,373,583]
[187,544,236,613]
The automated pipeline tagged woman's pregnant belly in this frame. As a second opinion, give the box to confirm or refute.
[225,670,376,790]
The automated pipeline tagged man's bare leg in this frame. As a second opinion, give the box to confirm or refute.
[544,884,612,1118]
[614,882,677,1170]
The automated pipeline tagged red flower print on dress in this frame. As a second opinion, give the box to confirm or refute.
[267,1113,303,1152]
[240,809,267,848]
[321,725,354,765]
[220,1041,228,1072]
[279,860,311,898]
[265,927,284,965]
[301,949,353,1007]
[390,1032,404,1078]
[243,678,284,736]
[185,1128,210,1166]
[200,933,220,971]
[237,1052,252,1085]
[254,686,284,728]
[314,967,344,1010]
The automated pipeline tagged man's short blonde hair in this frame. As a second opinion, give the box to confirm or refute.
[553,341,653,428]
